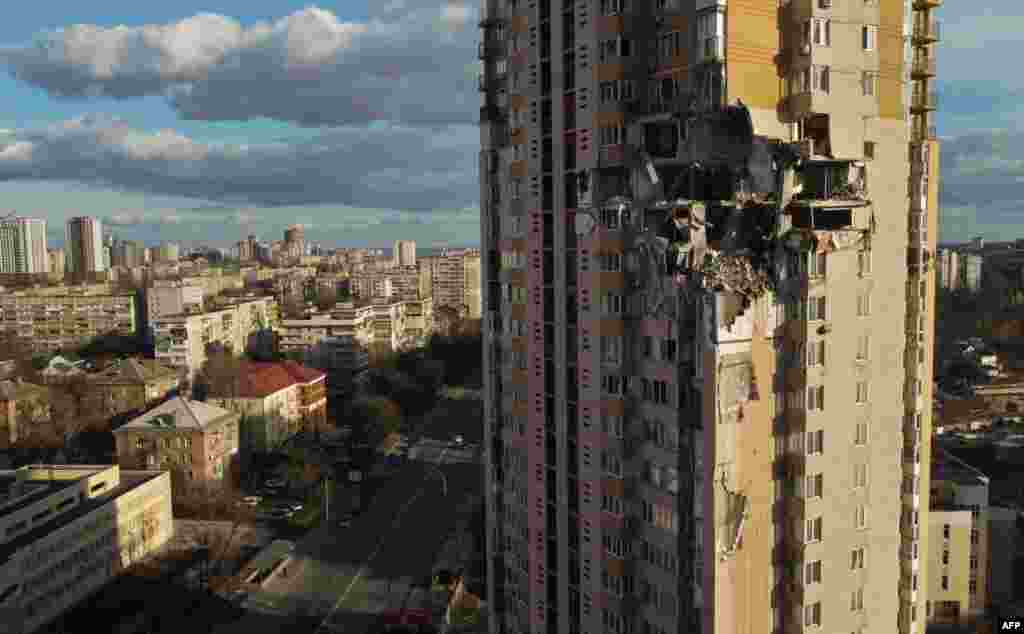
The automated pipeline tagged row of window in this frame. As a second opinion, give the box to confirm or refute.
[801,19,878,51]
[804,506,869,544]
[792,66,880,97]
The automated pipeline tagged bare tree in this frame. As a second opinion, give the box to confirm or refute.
[199,348,244,401]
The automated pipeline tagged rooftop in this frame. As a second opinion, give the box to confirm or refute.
[87,358,178,385]
[114,397,235,433]
[932,447,989,487]
[0,467,165,564]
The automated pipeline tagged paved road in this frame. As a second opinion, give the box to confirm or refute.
[216,424,482,634]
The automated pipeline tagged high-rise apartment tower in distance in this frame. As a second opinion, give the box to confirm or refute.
[393,240,418,267]
[65,216,105,274]
[284,224,305,259]
[479,1,941,633]
[0,217,49,274]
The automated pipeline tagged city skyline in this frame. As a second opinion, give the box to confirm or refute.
[0,1,1015,246]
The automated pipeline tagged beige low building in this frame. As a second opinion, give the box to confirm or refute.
[152,296,277,381]
[82,358,181,417]
[113,397,240,487]
[927,449,990,629]
[0,464,173,634]
[0,288,136,352]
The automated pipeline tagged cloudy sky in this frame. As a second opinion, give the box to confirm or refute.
[0,1,1018,247]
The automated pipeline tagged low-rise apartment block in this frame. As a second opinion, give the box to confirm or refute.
[279,297,433,383]
[927,449,991,629]
[430,248,480,319]
[82,358,181,417]
[113,397,240,486]
[152,296,277,380]
[208,360,326,453]
[0,464,173,634]
[0,288,136,352]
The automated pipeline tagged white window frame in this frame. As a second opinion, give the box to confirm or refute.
[862,25,877,51]
[807,385,825,411]
[856,381,869,404]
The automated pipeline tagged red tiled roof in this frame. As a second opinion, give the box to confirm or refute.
[234,361,325,397]
[280,360,327,384]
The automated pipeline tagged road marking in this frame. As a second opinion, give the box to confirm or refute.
[314,544,381,634]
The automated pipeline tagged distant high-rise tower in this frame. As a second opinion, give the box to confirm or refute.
[393,240,417,267]
[480,0,941,633]
[284,225,305,259]
[65,216,105,274]
[0,217,49,274]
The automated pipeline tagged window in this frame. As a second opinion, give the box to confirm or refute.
[807,385,825,411]
[807,340,826,367]
[806,517,823,542]
[855,422,869,445]
[806,429,824,455]
[941,575,949,591]
[602,293,624,315]
[600,252,623,271]
[813,65,831,93]
[643,336,653,358]
[805,560,822,584]
[970,555,978,571]
[603,415,623,438]
[813,18,831,46]
[862,25,877,51]
[854,464,868,488]
[806,473,824,498]
[598,37,632,62]
[855,506,867,529]
[601,494,624,516]
[598,80,635,103]
[808,296,827,320]
[943,523,950,539]
[805,601,822,627]
[851,547,865,570]
[136,437,145,449]
[969,579,978,595]
[598,124,627,146]
[600,0,628,16]
[942,549,949,565]
[864,141,876,159]
[856,381,869,404]
[857,292,871,316]
[856,334,870,361]
[861,72,876,96]
[808,252,827,277]
[602,336,623,363]
[661,339,677,362]
[850,587,864,611]
[858,249,872,275]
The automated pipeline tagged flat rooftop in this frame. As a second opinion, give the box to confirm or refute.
[0,473,79,518]
[0,468,165,565]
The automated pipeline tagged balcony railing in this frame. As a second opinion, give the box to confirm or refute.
[698,36,724,64]
[910,88,938,112]
[911,55,936,78]
[912,16,940,43]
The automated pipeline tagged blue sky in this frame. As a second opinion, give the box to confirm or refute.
[0,1,1020,248]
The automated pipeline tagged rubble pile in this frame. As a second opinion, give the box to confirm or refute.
[694,253,773,297]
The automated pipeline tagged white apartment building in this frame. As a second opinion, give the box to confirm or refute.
[393,240,417,267]
[0,218,48,274]
[152,296,277,381]
[0,465,173,634]
[146,283,204,322]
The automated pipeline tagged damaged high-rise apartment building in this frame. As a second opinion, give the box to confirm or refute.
[479,0,940,633]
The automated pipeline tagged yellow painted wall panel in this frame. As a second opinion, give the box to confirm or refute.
[595,112,626,126]
[597,64,626,82]
[511,15,529,34]
[878,0,905,119]
[726,0,781,109]
[510,160,528,178]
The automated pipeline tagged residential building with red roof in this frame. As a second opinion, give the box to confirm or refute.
[207,360,326,453]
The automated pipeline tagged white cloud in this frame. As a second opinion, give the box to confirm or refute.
[0,5,479,126]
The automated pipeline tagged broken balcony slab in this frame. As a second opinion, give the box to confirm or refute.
[787,204,872,232]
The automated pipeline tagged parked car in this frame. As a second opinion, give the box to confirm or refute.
[240,496,262,506]
[453,435,464,446]
[337,513,354,528]
[265,477,287,488]
[279,500,304,512]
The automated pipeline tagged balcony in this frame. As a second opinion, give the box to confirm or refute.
[912,16,940,44]
[911,55,936,78]
[910,87,937,112]
[697,36,724,64]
